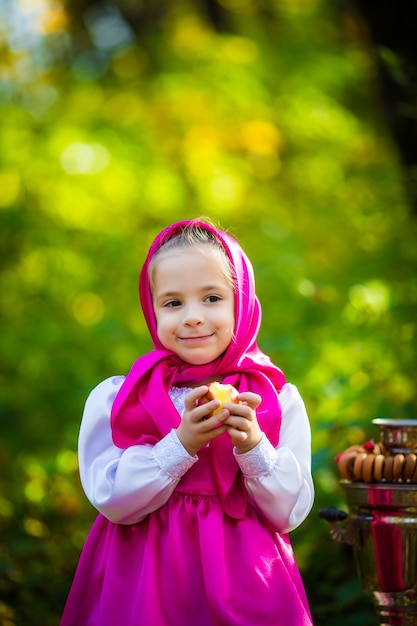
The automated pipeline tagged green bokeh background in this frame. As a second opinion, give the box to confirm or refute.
[1,1,416,624]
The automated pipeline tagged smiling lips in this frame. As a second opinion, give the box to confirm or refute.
[180,334,213,342]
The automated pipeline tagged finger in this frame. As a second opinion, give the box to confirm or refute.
[237,392,262,409]
[193,400,224,423]
[224,415,251,432]
[201,408,230,429]
[184,386,209,409]
[223,403,252,419]
[226,426,253,449]
[205,424,229,440]
[227,428,249,442]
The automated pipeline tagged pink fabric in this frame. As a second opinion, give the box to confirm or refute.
[61,221,313,625]
[61,448,313,626]
[110,220,286,517]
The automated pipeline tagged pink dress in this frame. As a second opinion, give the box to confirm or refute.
[60,379,314,626]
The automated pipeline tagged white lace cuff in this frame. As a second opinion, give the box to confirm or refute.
[153,429,198,480]
[234,434,278,478]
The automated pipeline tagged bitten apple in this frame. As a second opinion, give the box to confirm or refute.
[198,382,239,415]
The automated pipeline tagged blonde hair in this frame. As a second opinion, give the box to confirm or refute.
[148,221,235,291]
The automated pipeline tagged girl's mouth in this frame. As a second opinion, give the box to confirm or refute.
[180,334,213,343]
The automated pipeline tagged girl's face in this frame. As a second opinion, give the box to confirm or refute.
[151,247,235,365]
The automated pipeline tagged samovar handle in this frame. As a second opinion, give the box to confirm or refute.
[319,507,361,547]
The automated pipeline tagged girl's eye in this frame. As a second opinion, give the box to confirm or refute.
[205,295,221,303]
[164,300,182,308]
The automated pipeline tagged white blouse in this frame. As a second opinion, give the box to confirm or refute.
[78,377,314,533]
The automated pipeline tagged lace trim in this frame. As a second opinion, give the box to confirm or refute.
[168,386,193,416]
[234,434,278,478]
[153,429,197,480]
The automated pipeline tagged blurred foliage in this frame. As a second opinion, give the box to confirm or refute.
[1,0,416,624]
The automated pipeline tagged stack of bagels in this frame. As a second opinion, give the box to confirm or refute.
[336,440,417,483]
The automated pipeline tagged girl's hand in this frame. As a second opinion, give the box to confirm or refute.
[224,392,263,454]
[176,386,229,456]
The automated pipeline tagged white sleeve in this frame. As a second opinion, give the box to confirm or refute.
[78,376,198,525]
[234,383,314,533]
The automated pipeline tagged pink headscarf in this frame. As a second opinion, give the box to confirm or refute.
[111,220,286,517]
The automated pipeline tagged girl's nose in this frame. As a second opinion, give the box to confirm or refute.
[183,304,204,326]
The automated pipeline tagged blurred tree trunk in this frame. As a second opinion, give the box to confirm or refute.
[348,0,417,214]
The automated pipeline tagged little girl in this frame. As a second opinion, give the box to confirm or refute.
[61,219,314,626]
